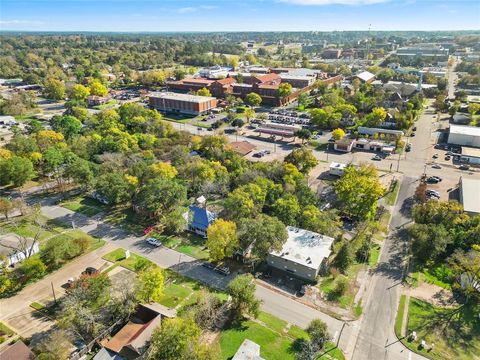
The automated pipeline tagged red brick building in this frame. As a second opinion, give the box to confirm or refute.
[149,92,217,115]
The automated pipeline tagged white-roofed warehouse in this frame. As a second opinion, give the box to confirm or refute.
[448,124,480,148]
[459,177,480,216]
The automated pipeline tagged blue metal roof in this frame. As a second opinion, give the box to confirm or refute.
[188,205,217,231]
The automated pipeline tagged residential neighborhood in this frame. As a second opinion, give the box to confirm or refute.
[0,2,479,360]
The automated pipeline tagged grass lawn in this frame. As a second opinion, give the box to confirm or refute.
[410,264,452,290]
[0,322,14,344]
[0,215,59,242]
[368,243,381,266]
[401,297,480,360]
[395,294,407,336]
[61,196,107,217]
[150,232,209,260]
[219,312,344,360]
[384,180,400,206]
[93,99,118,110]
[158,283,193,308]
[318,264,363,310]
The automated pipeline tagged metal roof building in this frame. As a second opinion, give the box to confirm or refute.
[459,177,480,216]
[448,125,480,148]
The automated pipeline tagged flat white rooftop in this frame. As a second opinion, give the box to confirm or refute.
[269,226,334,270]
[450,124,480,137]
[149,91,216,103]
[461,177,480,214]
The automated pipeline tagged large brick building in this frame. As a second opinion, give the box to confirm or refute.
[149,92,217,115]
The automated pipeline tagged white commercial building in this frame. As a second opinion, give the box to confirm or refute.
[459,177,480,216]
[448,125,480,148]
[267,226,334,281]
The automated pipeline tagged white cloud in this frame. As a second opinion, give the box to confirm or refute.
[176,7,197,14]
[200,5,218,10]
[279,0,389,5]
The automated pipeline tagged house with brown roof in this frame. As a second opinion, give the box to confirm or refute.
[0,340,36,360]
[227,141,256,156]
[99,303,176,360]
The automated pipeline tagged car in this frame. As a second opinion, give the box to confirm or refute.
[214,266,230,276]
[202,262,216,270]
[263,149,271,155]
[410,132,416,137]
[412,126,417,131]
[197,127,203,131]
[252,152,264,158]
[445,155,451,161]
[207,127,213,131]
[432,154,438,159]
[372,155,382,161]
[298,285,307,296]
[146,237,162,247]
[426,189,440,197]
[459,164,470,170]
[426,177,440,184]
[405,144,412,152]
[446,151,455,156]
[432,164,442,169]
[82,267,98,276]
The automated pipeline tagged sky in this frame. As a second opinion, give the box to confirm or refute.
[0,0,479,32]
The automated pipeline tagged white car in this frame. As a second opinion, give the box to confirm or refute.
[146,237,162,247]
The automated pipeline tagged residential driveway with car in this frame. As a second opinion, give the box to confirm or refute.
[0,243,115,337]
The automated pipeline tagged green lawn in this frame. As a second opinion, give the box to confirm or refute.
[61,196,107,217]
[368,243,381,266]
[219,312,344,360]
[384,180,400,206]
[0,215,59,242]
[158,283,193,308]
[400,297,480,360]
[318,264,363,310]
[102,249,154,273]
[92,99,118,110]
[150,232,209,260]
[395,294,407,337]
[0,322,14,344]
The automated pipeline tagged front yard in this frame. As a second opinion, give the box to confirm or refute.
[219,311,345,360]
[395,296,480,360]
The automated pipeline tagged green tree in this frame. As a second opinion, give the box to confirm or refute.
[136,177,187,221]
[468,103,480,119]
[299,206,341,237]
[296,129,312,144]
[150,317,214,360]
[0,156,35,188]
[363,107,387,127]
[306,319,329,351]
[96,172,135,205]
[44,78,65,100]
[244,108,255,123]
[333,242,354,273]
[65,158,95,190]
[237,214,288,260]
[284,147,318,174]
[19,256,46,282]
[277,83,293,98]
[51,115,82,139]
[0,197,14,220]
[88,78,108,96]
[196,87,212,97]
[272,194,301,225]
[206,219,238,262]
[70,84,90,100]
[227,274,261,322]
[136,268,165,303]
[331,128,346,140]
[245,92,262,107]
[334,165,384,220]
[223,188,256,221]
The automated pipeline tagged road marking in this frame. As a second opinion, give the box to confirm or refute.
[333,330,338,341]
[408,351,412,360]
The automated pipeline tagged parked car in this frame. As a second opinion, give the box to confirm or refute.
[410,132,416,137]
[82,267,99,276]
[432,154,438,159]
[426,189,440,197]
[445,155,451,161]
[412,126,417,131]
[459,164,470,170]
[298,285,307,296]
[253,152,264,158]
[372,155,382,161]
[405,144,412,152]
[146,237,162,247]
[214,266,230,276]
[202,262,216,270]
[432,164,442,169]
[426,177,440,184]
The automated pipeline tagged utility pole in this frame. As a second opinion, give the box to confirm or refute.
[396,152,401,172]
[51,282,57,304]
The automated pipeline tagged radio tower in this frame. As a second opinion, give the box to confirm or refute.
[366,24,371,62]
